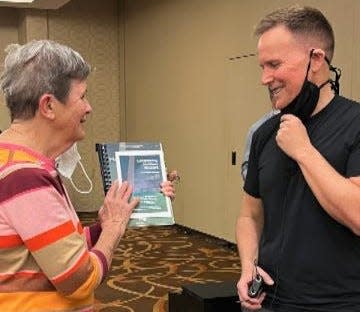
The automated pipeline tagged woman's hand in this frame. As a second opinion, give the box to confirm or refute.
[161,170,180,201]
[99,180,139,239]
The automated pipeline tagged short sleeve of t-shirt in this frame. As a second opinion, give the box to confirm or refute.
[243,131,260,198]
[243,115,280,198]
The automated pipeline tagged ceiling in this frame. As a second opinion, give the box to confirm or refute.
[0,0,71,9]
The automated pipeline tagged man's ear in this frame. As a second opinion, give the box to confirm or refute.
[310,48,326,72]
[38,94,55,119]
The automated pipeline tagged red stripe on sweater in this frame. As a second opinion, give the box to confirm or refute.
[0,234,23,248]
[25,220,76,252]
[0,167,64,204]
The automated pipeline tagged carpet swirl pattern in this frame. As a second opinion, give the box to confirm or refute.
[89,224,240,312]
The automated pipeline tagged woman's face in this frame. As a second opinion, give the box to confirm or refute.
[52,79,92,146]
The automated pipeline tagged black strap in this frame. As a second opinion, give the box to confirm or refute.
[325,56,341,95]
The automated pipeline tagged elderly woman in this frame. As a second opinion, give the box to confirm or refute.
[0,40,176,311]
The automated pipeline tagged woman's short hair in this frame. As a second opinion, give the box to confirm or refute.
[0,40,90,121]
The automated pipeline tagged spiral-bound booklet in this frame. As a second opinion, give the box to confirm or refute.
[95,142,174,227]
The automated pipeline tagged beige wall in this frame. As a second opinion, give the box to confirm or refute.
[0,0,359,242]
[123,0,270,241]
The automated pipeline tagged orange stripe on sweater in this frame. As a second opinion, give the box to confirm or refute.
[25,220,76,252]
[52,250,89,284]
[0,234,23,248]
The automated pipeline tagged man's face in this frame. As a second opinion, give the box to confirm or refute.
[257,25,309,110]
[53,79,92,144]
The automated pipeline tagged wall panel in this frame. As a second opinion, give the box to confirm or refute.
[0,8,18,130]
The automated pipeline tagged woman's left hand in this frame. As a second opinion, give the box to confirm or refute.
[161,170,179,201]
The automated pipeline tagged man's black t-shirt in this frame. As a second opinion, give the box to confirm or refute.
[244,95,360,312]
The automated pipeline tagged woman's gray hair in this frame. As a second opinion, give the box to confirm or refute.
[0,40,91,121]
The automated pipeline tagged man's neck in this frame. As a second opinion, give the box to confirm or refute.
[312,84,335,116]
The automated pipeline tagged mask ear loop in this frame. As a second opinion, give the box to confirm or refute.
[304,49,315,80]
[325,56,341,94]
[310,50,338,91]
[69,160,93,194]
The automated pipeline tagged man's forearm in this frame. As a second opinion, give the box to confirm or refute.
[236,215,262,273]
[297,145,360,234]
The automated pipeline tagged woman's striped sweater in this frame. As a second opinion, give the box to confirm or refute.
[0,143,106,312]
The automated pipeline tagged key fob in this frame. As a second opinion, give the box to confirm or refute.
[248,274,263,298]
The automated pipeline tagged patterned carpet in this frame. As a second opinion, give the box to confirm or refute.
[81,215,241,312]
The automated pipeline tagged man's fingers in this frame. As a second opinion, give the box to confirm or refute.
[257,267,274,285]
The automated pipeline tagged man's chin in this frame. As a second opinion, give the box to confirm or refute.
[271,100,281,110]
[271,99,287,111]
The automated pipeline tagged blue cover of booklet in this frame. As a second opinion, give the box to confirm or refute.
[95,142,174,227]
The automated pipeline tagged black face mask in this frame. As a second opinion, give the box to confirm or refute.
[281,50,330,122]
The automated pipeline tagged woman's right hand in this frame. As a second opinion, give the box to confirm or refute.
[98,180,140,240]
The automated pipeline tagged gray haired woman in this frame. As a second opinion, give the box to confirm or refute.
[0,40,175,311]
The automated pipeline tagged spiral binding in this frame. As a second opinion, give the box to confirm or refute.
[96,143,112,194]
[101,145,112,193]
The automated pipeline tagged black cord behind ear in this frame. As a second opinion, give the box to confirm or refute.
[325,56,341,95]
[329,65,341,95]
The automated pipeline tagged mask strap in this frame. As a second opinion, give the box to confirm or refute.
[319,79,331,90]
[325,56,341,94]
[305,49,315,79]
[308,50,340,93]
[69,160,93,194]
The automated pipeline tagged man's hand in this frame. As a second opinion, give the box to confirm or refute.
[276,114,312,160]
[237,265,274,311]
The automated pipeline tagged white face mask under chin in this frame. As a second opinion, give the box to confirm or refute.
[56,144,93,194]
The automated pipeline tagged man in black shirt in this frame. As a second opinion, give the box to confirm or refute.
[236,5,360,312]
